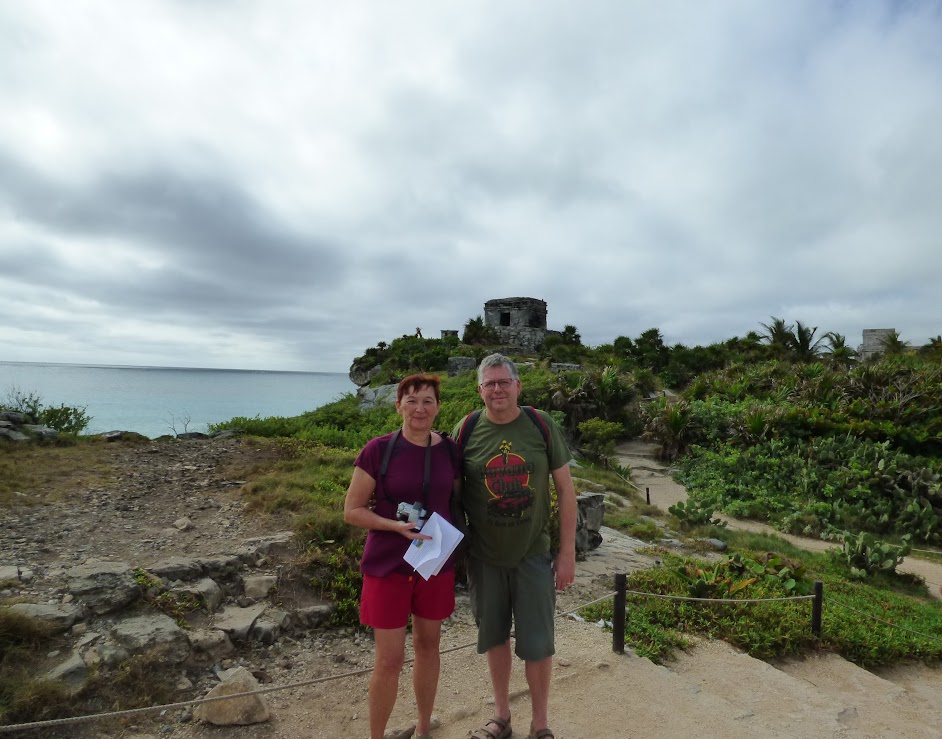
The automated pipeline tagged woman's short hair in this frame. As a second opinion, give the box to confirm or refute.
[397,373,441,403]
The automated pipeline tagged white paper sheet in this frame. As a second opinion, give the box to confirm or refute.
[402,512,464,580]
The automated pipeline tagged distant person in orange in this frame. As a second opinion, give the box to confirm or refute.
[344,374,462,739]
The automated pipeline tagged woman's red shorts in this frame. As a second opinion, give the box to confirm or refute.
[360,570,456,630]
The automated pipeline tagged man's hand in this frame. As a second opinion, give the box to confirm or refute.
[554,549,576,591]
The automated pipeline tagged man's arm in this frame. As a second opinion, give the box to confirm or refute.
[551,463,577,591]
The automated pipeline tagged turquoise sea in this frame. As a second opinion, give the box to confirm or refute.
[0,361,355,439]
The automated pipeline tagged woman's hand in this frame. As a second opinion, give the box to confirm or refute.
[391,520,432,540]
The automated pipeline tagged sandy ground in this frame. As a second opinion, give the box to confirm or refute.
[154,440,942,739]
[15,438,942,739]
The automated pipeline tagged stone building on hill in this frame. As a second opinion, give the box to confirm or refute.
[483,297,554,353]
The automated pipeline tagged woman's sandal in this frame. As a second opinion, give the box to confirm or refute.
[528,729,555,739]
[472,716,512,739]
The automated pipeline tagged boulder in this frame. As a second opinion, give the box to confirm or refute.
[357,383,397,411]
[9,602,83,632]
[66,561,141,614]
[193,666,271,726]
[110,614,190,664]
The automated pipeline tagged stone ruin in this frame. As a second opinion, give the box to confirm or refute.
[483,296,553,353]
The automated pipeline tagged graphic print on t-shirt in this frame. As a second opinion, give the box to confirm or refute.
[484,439,534,517]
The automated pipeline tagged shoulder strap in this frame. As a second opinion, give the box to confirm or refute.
[379,430,400,479]
[456,410,483,451]
[521,405,550,446]
[456,407,549,450]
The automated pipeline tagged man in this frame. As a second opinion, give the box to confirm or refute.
[453,353,576,739]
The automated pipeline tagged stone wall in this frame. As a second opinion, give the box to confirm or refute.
[861,328,897,360]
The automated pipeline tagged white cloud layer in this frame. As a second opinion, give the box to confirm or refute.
[2,0,941,371]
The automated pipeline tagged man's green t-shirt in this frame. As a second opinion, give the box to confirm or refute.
[453,408,571,567]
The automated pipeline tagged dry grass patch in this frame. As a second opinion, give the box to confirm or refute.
[0,440,122,507]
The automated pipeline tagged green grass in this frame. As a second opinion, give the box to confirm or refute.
[579,544,942,668]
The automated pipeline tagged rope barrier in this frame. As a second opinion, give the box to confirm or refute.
[826,596,942,645]
[620,588,816,604]
[3,578,936,735]
[0,591,618,735]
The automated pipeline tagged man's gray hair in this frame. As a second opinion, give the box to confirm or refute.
[477,353,519,385]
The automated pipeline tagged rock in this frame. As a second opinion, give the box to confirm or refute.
[213,603,268,642]
[9,602,83,632]
[348,363,382,387]
[66,561,141,614]
[0,411,31,424]
[22,424,59,441]
[357,383,398,411]
[148,557,203,581]
[45,652,88,693]
[251,610,290,645]
[0,565,20,582]
[241,532,297,559]
[243,575,277,599]
[193,666,271,726]
[173,517,193,531]
[188,629,236,661]
[294,604,333,628]
[176,432,209,440]
[0,428,29,442]
[210,429,245,440]
[699,538,728,552]
[172,577,223,612]
[447,356,477,376]
[198,554,243,580]
[578,493,606,533]
[110,614,190,664]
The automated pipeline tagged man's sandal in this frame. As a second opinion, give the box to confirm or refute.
[528,729,555,739]
[472,716,512,739]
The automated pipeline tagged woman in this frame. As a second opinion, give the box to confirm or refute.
[344,374,462,739]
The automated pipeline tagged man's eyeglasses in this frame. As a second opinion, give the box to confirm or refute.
[480,379,514,391]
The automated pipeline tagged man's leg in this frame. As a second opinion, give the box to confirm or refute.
[411,616,442,736]
[369,627,407,739]
[525,655,553,733]
[486,640,513,732]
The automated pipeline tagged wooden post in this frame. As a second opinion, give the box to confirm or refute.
[613,573,627,654]
[646,487,650,505]
[811,580,823,637]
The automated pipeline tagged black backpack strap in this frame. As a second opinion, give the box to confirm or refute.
[379,429,400,478]
[456,410,483,451]
[377,430,401,504]
[520,405,550,447]
[457,407,549,451]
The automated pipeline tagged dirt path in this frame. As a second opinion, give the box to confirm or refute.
[7,438,942,738]
[615,440,942,598]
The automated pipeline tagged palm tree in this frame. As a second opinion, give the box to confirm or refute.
[921,335,942,358]
[759,317,794,358]
[792,321,826,361]
[880,331,909,357]
[823,332,858,369]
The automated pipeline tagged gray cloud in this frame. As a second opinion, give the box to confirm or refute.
[1,1,941,370]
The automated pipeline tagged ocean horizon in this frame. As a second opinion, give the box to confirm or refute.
[0,361,356,439]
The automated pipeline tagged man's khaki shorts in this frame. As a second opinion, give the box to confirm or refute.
[467,551,556,661]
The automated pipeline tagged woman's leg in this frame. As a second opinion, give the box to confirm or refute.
[370,626,407,739]
[411,615,443,736]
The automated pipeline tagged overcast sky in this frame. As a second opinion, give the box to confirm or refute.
[2,1,941,373]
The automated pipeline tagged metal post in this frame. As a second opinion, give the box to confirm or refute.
[613,573,627,654]
[646,487,650,505]
[811,580,823,637]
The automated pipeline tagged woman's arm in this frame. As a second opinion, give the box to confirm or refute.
[344,466,431,540]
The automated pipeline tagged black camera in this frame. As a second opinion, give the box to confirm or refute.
[396,501,427,530]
